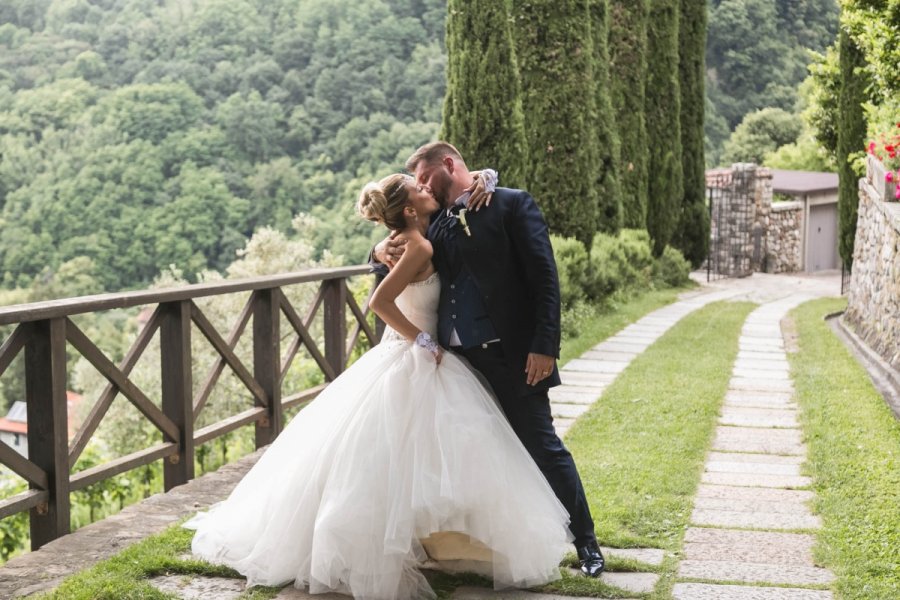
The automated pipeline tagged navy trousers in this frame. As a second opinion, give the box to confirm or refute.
[458,343,596,547]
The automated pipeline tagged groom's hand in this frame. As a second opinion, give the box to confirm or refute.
[525,353,555,386]
[373,233,408,269]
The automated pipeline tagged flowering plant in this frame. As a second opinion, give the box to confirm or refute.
[867,121,900,200]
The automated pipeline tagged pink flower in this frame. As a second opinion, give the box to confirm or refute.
[895,187,900,199]
[888,171,895,183]
[869,141,876,154]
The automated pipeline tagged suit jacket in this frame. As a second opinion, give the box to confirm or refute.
[428,187,562,388]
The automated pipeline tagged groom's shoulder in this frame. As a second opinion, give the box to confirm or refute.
[493,186,534,205]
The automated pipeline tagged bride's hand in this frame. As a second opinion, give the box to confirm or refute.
[374,233,408,269]
[465,170,493,212]
[415,331,442,365]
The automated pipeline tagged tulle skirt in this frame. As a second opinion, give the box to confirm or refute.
[185,339,572,599]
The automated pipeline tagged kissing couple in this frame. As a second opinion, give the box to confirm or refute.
[186,142,605,599]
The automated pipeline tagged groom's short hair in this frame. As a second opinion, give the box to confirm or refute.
[406,141,463,173]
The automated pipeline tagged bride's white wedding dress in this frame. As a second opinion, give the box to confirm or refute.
[185,272,572,599]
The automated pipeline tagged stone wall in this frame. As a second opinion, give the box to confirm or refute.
[766,201,804,273]
[845,174,900,370]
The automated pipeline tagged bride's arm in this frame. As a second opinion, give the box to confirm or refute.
[369,240,442,362]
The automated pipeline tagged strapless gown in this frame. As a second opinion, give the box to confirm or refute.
[185,272,572,599]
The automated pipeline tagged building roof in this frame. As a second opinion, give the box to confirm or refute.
[0,417,27,434]
[771,169,839,195]
[0,393,84,436]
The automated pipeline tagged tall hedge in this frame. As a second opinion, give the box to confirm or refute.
[608,0,650,229]
[441,0,528,189]
[590,0,623,234]
[673,0,709,267]
[644,0,683,256]
[836,28,867,271]
[512,0,601,246]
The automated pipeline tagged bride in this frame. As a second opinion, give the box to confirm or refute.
[186,173,572,599]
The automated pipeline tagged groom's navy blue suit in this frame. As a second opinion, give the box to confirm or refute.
[425,187,595,546]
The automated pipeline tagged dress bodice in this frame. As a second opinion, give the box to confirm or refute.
[381,271,440,342]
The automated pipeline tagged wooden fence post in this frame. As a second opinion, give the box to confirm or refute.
[160,301,193,490]
[323,279,346,378]
[254,289,281,448]
[25,318,69,549]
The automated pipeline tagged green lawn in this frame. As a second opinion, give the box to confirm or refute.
[788,298,900,600]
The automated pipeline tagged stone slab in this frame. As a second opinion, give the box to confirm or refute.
[706,452,804,466]
[719,407,799,429]
[149,575,246,600]
[559,371,617,386]
[732,367,791,381]
[694,496,813,516]
[724,390,795,409]
[553,417,576,429]
[673,583,833,599]
[705,457,803,475]
[691,508,821,530]
[598,571,659,594]
[607,333,659,344]
[737,350,788,361]
[451,587,598,600]
[739,342,785,353]
[555,426,569,438]
[563,359,628,374]
[548,389,602,405]
[275,586,348,599]
[620,325,667,336]
[602,547,666,567]
[695,484,815,503]
[550,403,590,419]
[700,472,813,489]
[683,539,814,565]
[580,349,638,362]
[712,427,805,455]
[734,358,790,371]
[729,377,794,393]
[677,560,834,585]
[592,341,651,354]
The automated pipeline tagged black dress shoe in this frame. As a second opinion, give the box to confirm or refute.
[576,541,605,577]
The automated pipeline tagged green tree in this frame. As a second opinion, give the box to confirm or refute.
[644,0,683,256]
[673,0,709,267]
[721,108,803,165]
[589,0,623,234]
[835,29,867,271]
[608,0,650,228]
[513,0,601,246]
[441,0,528,189]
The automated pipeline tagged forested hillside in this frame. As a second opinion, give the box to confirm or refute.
[705,0,839,166]
[0,0,445,293]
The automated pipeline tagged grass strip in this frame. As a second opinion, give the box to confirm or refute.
[542,300,756,598]
[36,525,280,600]
[560,287,692,366]
[788,298,900,600]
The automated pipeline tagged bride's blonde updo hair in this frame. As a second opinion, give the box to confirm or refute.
[357,174,411,231]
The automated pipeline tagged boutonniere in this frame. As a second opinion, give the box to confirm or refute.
[454,208,472,237]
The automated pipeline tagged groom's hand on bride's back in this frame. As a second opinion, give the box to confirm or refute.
[373,233,408,269]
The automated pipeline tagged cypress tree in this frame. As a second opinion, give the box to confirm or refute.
[644,0,683,256]
[590,0,623,234]
[608,0,650,229]
[441,0,528,189]
[836,28,868,271]
[512,0,600,247]
[672,0,709,267]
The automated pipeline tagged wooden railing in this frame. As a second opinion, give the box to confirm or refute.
[0,266,379,550]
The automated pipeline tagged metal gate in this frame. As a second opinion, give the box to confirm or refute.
[705,165,758,281]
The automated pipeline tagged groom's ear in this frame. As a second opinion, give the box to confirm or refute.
[442,155,456,173]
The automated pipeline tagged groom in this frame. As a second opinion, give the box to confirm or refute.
[373,141,605,577]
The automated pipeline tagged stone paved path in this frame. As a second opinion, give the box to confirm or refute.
[672,294,836,600]
[0,272,843,599]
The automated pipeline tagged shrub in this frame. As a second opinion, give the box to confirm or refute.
[551,234,590,310]
[653,245,692,287]
[585,229,653,300]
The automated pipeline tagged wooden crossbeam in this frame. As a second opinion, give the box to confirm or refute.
[70,442,177,492]
[280,283,325,382]
[193,293,255,415]
[279,293,336,382]
[345,281,378,363]
[68,307,162,468]
[65,319,179,442]
[190,301,267,408]
[0,439,48,489]
[0,323,27,377]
